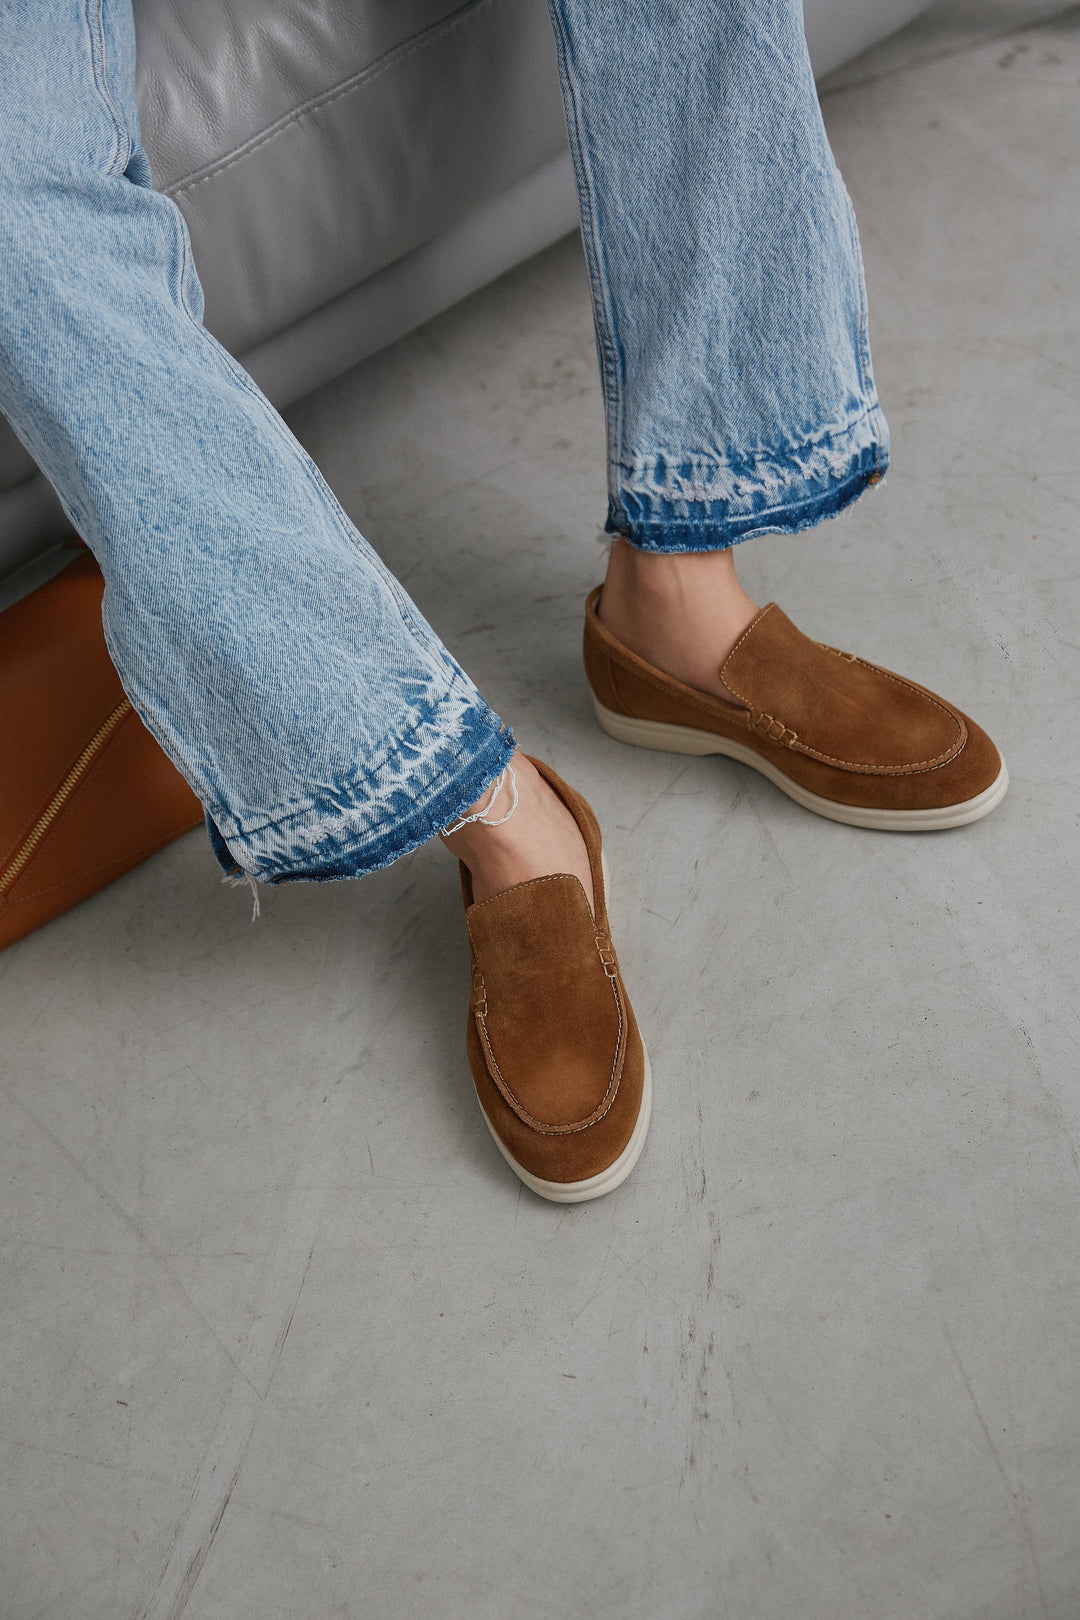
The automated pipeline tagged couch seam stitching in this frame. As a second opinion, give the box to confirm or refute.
[164,0,500,199]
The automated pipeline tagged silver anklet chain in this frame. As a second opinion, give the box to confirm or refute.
[445,762,519,835]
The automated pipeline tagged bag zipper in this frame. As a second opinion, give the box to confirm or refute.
[0,698,132,896]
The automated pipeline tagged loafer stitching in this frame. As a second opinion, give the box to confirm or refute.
[609,661,743,725]
[602,621,967,774]
[718,602,780,683]
[466,872,591,915]
[466,865,626,1134]
[718,615,968,776]
[474,975,626,1136]
[780,664,967,772]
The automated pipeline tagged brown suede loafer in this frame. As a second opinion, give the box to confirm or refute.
[460,757,651,1202]
[584,588,1008,830]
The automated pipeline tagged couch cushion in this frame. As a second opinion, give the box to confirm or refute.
[136,0,568,354]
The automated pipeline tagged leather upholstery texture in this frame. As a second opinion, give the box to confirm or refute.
[139,0,567,355]
[0,552,204,950]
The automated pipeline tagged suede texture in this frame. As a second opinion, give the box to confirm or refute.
[583,588,1002,812]
[461,757,646,1186]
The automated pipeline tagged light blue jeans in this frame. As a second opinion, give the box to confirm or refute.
[0,0,887,884]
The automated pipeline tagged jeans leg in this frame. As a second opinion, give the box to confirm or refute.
[0,0,514,884]
[547,0,889,551]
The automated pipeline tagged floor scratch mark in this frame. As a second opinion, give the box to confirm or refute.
[628,762,694,834]
[160,1443,250,1620]
[2,1085,262,1399]
[942,1315,1049,1616]
[263,1240,316,1400]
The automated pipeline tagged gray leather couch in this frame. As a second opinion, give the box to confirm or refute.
[0,0,932,577]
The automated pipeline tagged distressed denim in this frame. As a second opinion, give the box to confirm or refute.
[0,0,886,885]
[547,0,889,549]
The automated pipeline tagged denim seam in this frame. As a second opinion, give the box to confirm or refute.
[91,225,490,843]
[110,220,500,859]
[545,3,624,509]
[840,177,885,480]
[83,0,130,178]
[163,0,499,199]
[845,185,872,403]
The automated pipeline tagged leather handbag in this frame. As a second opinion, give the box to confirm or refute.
[0,549,204,950]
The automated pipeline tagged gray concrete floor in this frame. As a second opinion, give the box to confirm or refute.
[3,4,1078,1616]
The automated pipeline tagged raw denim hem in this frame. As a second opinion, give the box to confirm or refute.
[205,701,516,884]
[607,414,889,553]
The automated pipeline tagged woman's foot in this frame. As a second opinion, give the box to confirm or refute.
[441,750,595,911]
[455,757,651,1202]
[584,583,1008,831]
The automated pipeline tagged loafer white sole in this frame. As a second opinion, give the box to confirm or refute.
[593,696,1009,832]
[477,1045,652,1203]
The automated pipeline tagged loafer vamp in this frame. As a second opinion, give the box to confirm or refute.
[466,875,624,1131]
[467,1005,646,1187]
[722,605,965,773]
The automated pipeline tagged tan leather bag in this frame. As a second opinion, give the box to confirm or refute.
[0,550,204,950]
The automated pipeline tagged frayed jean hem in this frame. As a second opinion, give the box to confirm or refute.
[607,410,889,553]
[206,703,516,884]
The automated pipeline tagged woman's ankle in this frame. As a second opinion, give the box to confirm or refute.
[440,753,595,911]
[598,537,759,701]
